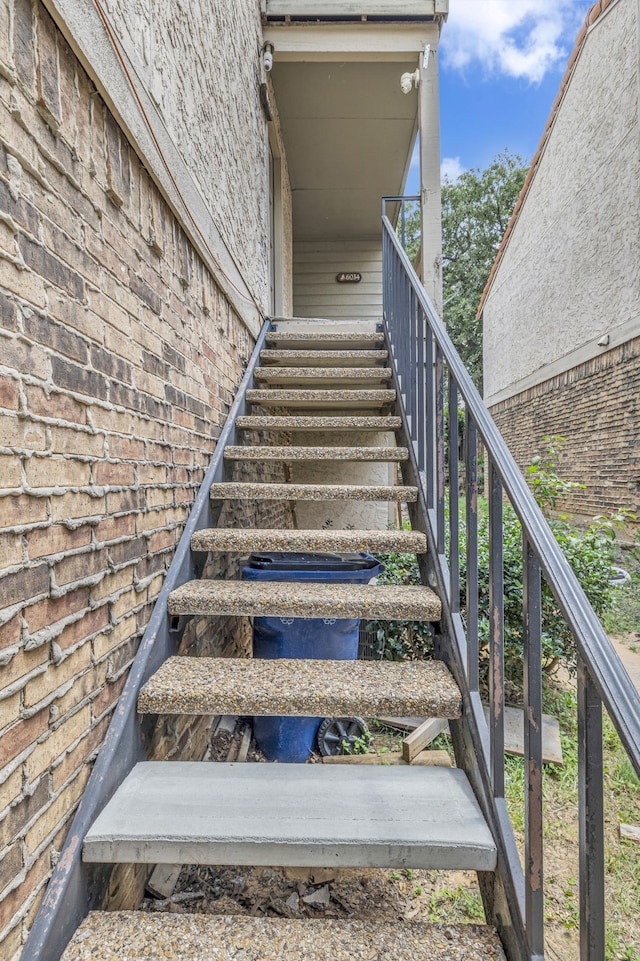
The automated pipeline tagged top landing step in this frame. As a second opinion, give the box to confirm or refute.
[266,330,385,350]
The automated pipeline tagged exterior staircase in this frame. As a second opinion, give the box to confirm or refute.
[55,318,506,960]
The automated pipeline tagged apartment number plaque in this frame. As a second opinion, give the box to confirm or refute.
[336,272,362,284]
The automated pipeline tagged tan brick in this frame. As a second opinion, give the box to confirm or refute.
[22,643,92,709]
[0,494,48,531]
[52,663,98,717]
[0,918,23,960]
[25,765,89,855]
[25,456,91,489]
[25,385,87,425]
[146,487,173,509]
[0,562,50,611]
[91,406,132,434]
[23,705,91,785]
[92,614,136,662]
[106,434,144,461]
[93,513,135,545]
[0,615,21,654]
[26,523,92,561]
[0,258,47,310]
[50,491,105,522]
[0,376,20,412]
[0,413,48,452]
[0,532,23,571]
[111,587,142,622]
[91,669,128,722]
[91,567,134,603]
[86,288,133,336]
[27,598,90,648]
[148,528,176,554]
[0,454,21,490]
[0,646,50,696]
[50,427,104,458]
[56,605,109,651]
[0,708,49,769]
[52,715,108,793]
[92,461,135,487]
[137,463,168,485]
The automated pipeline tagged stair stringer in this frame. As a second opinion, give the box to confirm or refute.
[21,320,272,961]
[385,329,530,961]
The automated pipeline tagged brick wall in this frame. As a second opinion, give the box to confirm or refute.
[0,2,288,955]
[490,337,640,529]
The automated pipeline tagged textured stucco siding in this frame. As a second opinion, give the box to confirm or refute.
[483,0,640,406]
[101,0,277,313]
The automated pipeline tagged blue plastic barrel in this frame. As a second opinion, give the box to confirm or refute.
[242,552,384,762]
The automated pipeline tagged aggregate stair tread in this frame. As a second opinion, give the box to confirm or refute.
[259,348,388,366]
[224,445,408,462]
[168,580,442,621]
[246,389,395,410]
[209,483,418,502]
[237,415,402,431]
[82,763,497,869]
[191,527,426,554]
[253,367,392,387]
[138,657,460,718]
[265,330,385,349]
[62,914,507,961]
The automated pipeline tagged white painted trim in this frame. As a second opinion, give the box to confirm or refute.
[265,0,439,15]
[41,0,263,337]
[264,22,440,60]
[484,313,640,407]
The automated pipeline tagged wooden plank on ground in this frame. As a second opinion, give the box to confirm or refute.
[146,864,182,899]
[322,750,451,767]
[402,718,449,763]
[619,824,640,844]
[482,705,563,765]
[236,724,252,763]
[378,716,423,732]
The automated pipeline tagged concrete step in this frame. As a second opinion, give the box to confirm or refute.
[246,389,395,410]
[209,482,418,502]
[138,657,461,718]
[62,914,507,961]
[224,445,408,462]
[83,763,497,870]
[168,580,441,621]
[254,367,392,388]
[191,527,426,554]
[265,330,385,349]
[237,415,402,431]
[260,349,388,366]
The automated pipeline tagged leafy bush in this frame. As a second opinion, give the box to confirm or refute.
[468,438,620,685]
[362,550,434,661]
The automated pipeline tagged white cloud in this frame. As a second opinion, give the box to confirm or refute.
[440,0,587,83]
[441,156,465,182]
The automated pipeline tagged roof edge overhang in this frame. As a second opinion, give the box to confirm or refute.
[262,0,449,24]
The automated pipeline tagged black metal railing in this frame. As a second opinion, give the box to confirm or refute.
[382,214,640,961]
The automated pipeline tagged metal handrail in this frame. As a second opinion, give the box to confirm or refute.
[382,213,640,961]
[22,320,272,961]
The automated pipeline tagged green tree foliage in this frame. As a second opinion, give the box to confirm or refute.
[442,151,528,390]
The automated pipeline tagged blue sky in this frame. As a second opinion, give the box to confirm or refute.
[407,0,596,189]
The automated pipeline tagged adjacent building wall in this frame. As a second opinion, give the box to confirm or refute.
[293,240,382,321]
[482,0,640,523]
[0,0,293,955]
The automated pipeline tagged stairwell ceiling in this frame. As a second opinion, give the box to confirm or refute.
[270,60,419,242]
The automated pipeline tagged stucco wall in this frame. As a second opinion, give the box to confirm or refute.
[483,0,640,407]
[100,0,284,316]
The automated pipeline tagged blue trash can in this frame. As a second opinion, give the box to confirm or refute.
[242,552,384,762]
